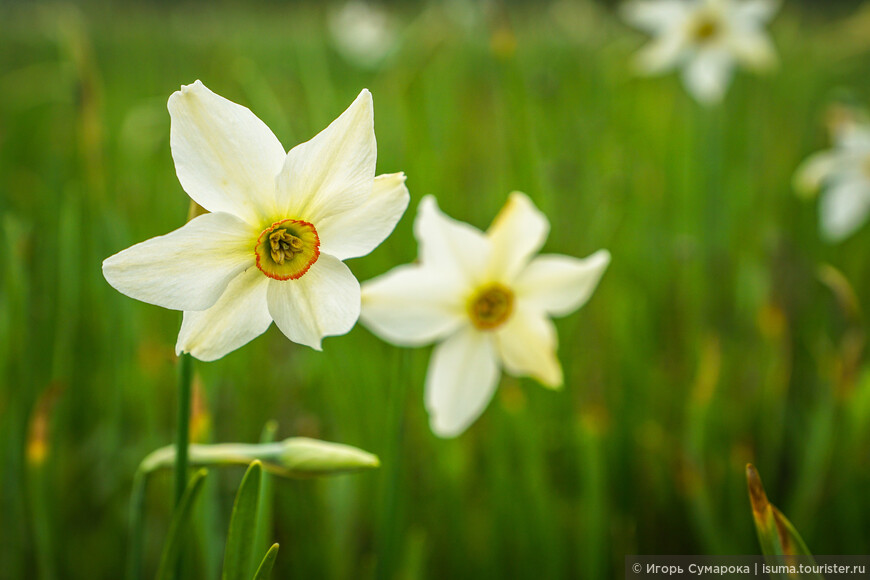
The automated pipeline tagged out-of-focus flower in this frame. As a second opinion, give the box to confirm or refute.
[103,81,409,360]
[622,0,779,105]
[329,1,398,69]
[360,193,610,437]
[794,120,870,242]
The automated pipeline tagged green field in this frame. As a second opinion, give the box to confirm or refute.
[2,1,870,578]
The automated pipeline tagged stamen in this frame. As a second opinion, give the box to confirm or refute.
[255,219,320,280]
[468,284,514,331]
[690,15,719,43]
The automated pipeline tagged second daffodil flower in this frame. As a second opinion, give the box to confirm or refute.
[103,81,409,360]
[360,193,610,438]
[622,0,779,105]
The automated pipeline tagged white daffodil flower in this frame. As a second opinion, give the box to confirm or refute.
[103,81,409,360]
[794,122,870,242]
[360,193,610,438]
[622,0,779,105]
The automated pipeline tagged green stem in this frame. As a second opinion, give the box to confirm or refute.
[175,353,193,506]
[127,469,146,580]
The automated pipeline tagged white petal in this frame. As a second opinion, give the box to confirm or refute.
[425,327,500,438]
[494,307,562,388]
[102,212,256,311]
[276,89,376,224]
[168,80,285,225]
[621,0,688,33]
[727,31,777,71]
[176,267,272,361]
[266,254,361,350]
[317,172,410,260]
[415,196,490,286]
[681,48,733,105]
[733,0,780,24]
[360,264,465,346]
[836,125,870,153]
[486,192,550,282]
[514,250,611,317]
[819,179,870,242]
[793,151,842,198]
[634,34,686,75]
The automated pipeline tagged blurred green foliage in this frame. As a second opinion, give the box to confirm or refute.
[1,1,870,578]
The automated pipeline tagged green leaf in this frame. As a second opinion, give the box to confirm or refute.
[746,464,823,580]
[251,544,279,580]
[155,469,208,580]
[222,461,263,580]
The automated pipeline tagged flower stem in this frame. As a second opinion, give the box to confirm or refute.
[175,353,193,506]
[127,469,146,580]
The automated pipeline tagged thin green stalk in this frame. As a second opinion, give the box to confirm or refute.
[127,469,146,580]
[175,353,193,506]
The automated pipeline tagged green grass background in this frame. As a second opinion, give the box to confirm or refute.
[2,1,870,578]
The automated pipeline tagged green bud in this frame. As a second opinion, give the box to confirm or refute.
[139,437,380,478]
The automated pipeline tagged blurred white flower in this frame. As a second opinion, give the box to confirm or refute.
[622,0,779,105]
[103,81,409,360]
[360,193,610,437]
[794,121,870,242]
[329,1,398,69]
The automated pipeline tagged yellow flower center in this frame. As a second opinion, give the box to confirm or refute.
[468,284,514,331]
[255,219,320,280]
[691,16,719,43]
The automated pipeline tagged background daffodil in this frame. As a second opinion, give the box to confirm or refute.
[103,81,409,360]
[360,193,610,437]
[622,0,779,105]
[794,119,870,242]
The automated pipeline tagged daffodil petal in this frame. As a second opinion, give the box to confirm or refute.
[634,34,686,75]
[168,80,285,225]
[682,48,733,105]
[495,307,563,388]
[266,254,360,351]
[176,267,272,361]
[793,151,842,198]
[514,250,610,317]
[360,264,465,346]
[102,212,256,311]
[728,31,777,71]
[277,89,376,224]
[733,0,780,25]
[621,0,688,34]
[425,327,500,438]
[317,172,410,260]
[415,196,489,285]
[486,192,550,282]
[819,178,870,243]
[836,125,870,153]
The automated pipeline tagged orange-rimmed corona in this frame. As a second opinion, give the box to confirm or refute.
[255,219,320,280]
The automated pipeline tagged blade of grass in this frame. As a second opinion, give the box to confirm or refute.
[251,544,279,580]
[155,469,208,580]
[222,461,263,580]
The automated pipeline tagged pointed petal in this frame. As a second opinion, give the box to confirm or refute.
[360,264,465,346]
[634,34,686,75]
[486,192,550,282]
[495,307,563,388]
[728,31,777,71]
[793,151,842,198]
[819,179,870,242]
[415,196,489,286]
[176,268,272,361]
[836,125,870,153]
[733,0,780,24]
[168,80,285,225]
[425,327,500,438]
[277,89,376,224]
[317,172,410,260]
[681,49,733,105]
[621,0,688,33]
[515,250,610,317]
[266,254,360,350]
[102,212,256,311]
